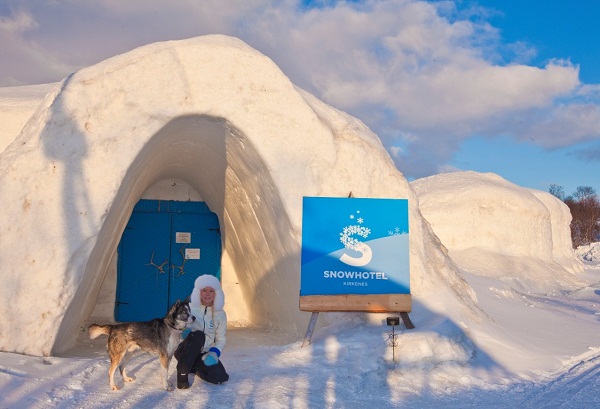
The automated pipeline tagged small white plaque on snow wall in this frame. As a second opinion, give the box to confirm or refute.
[176,232,191,243]
[185,248,200,259]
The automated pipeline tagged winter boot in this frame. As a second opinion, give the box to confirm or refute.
[177,372,189,389]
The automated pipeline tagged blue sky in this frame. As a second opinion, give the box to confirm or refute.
[449,0,600,196]
[0,0,598,196]
[468,0,600,84]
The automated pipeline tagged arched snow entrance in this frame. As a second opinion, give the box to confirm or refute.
[53,114,298,353]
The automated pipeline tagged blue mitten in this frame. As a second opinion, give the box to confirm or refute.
[202,347,220,366]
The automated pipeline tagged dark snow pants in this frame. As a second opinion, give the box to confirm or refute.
[174,330,229,384]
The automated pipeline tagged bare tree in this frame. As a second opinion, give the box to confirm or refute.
[562,186,600,248]
[574,186,596,202]
[549,184,566,201]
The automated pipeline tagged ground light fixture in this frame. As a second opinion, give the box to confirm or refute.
[386,316,400,362]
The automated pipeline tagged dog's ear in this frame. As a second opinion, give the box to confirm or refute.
[184,295,191,304]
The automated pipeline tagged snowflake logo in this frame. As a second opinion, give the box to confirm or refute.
[339,210,373,266]
[340,225,371,251]
[340,211,371,250]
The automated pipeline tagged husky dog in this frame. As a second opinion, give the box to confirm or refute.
[89,300,194,391]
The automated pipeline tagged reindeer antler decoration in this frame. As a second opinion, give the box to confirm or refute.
[172,246,189,277]
[146,251,168,274]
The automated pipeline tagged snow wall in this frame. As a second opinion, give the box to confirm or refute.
[0,35,480,356]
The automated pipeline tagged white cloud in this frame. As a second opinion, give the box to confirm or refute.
[0,8,72,85]
[520,103,600,148]
[0,9,36,32]
[576,83,600,98]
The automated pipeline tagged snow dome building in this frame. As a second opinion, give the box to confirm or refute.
[0,35,476,356]
[0,35,578,357]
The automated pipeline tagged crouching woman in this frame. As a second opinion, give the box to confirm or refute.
[175,274,229,388]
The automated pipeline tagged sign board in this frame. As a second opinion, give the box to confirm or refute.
[176,232,191,244]
[300,196,411,313]
[185,248,201,260]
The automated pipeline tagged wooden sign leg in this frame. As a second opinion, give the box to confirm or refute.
[400,312,415,329]
[301,312,319,347]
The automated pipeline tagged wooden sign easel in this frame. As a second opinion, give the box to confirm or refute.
[300,294,414,347]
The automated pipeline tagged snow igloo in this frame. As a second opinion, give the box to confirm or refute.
[0,35,481,356]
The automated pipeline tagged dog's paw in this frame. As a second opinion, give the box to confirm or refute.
[123,376,134,383]
[166,383,174,392]
[111,385,120,391]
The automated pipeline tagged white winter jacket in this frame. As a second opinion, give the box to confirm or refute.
[189,305,227,353]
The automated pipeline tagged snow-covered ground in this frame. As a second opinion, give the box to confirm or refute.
[1,245,599,408]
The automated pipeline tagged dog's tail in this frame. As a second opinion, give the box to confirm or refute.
[88,324,111,339]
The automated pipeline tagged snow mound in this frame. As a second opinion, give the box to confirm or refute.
[412,171,584,291]
[576,242,600,262]
[0,83,59,152]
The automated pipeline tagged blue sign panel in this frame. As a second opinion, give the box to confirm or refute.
[301,197,410,296]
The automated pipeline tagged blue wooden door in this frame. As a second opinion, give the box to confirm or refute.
[115,200,221,322]
[116,211,170,321]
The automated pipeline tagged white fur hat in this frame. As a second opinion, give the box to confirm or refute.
[190,274,225,311]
